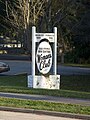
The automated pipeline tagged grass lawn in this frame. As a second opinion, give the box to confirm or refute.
[0,97,90,115]
[61,75,90,92]
[0,74,90,115]
[0,74,90,99]
[60,63,90,68]
[0,74,27,87]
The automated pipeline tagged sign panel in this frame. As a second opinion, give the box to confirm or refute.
[35,33,54,42]
[36,39,52,74]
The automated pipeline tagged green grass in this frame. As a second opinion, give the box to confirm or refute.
[0,74,90,99]
[61,75,90,92]
[0,74,90,115]
[0,97,90,115]
[0,74,27,87]
[0,86,90,99]
[60,63,90,68]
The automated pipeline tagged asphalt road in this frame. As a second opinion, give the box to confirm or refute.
[0,60,90,75]
[0,92,90,106]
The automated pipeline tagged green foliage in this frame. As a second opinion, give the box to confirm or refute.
[0,0,7,33]
[69,1,90,63]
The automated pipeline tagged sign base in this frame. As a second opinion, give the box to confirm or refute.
[28,75,60,89]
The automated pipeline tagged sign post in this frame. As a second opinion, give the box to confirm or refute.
[53,27,57,75]
[28,26,60,89]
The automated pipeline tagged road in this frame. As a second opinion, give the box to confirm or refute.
[0,92,90,106]
[0,92,90,120]
[0,60,90,75]
[0,111,81,120]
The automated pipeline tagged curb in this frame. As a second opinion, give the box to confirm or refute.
[0,106,90,120]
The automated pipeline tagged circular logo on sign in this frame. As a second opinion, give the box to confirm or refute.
[36,39,52,74]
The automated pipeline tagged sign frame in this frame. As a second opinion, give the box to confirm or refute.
[32,26,57,88]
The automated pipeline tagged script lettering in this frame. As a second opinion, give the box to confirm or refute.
[37,54,52,71]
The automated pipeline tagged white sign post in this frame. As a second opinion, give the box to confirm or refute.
[28,26,60,89]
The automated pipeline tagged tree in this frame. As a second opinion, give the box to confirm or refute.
[0,0,89,63]
[42,0,81,63]
[47,0,90,63]
[70,0,90,63]
[0,0,46,53]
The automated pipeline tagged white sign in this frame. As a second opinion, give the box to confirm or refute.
[36,39,52,74]
[27,26,60,90]
[35,33,55,42]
